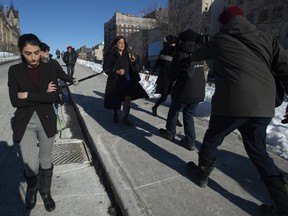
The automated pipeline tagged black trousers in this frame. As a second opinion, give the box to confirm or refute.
[199,115,280,177]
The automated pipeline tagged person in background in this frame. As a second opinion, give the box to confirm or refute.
[8,34,58,212]
[159,29,206,150]
[55,49,61,59]
[150,35,182,127]
[62,46,78,77]
[40,42,79,115]
[103,35,148,126]
[185,6,288,216]
[40,43,79,86]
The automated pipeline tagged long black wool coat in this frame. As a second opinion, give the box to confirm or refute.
[103,49,148,109]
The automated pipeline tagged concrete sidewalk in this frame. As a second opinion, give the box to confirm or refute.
[69,63,288,216]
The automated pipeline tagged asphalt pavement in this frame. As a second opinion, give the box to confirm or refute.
[67,62,288,216]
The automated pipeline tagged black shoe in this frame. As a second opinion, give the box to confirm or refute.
[123,117,132,126]
[179,139,196,151]
[259,204,277,216]
[25,188,38,210]
[40,192,55,212]
[159,128,175,141]
[113,117,119,123]
[113,110,119,123]
[177,119,182,127]
[187,158,215,188]
[24,174,38,210]
[152,106,157,116]
[281,117,288,124]
[187,161,208,188]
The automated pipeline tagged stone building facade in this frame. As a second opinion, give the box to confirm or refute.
[104,12,156,50]
[168,0,288,49]
[0,3,20,54]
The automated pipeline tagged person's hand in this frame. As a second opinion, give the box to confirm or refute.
[18,92,28,99]
[73,79,80,86]
[46,81,57,92]
[116,69,125,75]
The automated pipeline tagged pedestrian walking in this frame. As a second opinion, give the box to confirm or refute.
[103,35,148,126]
[40,42,79,86]
[150,35,182,127]
[62,45,78,77]
[8,34,58,212]
[159,29,206,150]
[185,6,288,216]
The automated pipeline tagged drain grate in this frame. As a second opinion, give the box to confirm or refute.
[52,142,89,165]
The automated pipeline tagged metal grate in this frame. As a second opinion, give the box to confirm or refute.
[52,141,89,165]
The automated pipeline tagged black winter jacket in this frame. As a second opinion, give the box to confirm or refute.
[190,16,288,117]
[152,43,177,94]
[63,50,78,66]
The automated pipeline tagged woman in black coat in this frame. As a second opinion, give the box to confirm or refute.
[103,36,148,125]
[8,34,58,212]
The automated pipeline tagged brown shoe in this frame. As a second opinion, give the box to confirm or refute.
[159,128,175,141]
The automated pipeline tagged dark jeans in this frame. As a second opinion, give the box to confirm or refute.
[67,65,75,77]
[200,115,280,177]
[166,101,199,144]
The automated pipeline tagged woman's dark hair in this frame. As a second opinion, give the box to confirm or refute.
[18,33,41,52]
[105,35,128,53]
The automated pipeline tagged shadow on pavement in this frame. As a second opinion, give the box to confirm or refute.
[0,140,30,215]
[70,90,282,214]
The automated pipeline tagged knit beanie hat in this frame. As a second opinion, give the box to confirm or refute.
[178,29,199,42]
[40,42,50,52]
[165,35,178,44]
[218,6,244,24]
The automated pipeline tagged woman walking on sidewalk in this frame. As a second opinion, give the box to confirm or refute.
[103,36,148,126]
[8,34,58,212]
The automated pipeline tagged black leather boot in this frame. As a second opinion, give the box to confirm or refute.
[259,174,288,216]
[123,105,132,126]
[113,109,119,123]
[39,166,55,212]
[151,105,157,116]
[24,174,38,210]
[187,155,215,188]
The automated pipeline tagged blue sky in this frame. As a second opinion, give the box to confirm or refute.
[2,0,167,56]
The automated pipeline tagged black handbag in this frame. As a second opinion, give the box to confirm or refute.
[57,87,65,105]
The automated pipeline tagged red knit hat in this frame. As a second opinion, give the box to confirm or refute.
[218,6,244,24]
[67,46,73,50]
